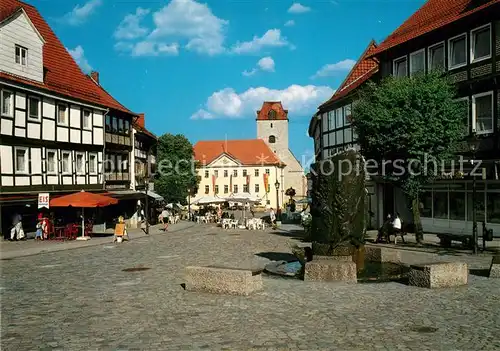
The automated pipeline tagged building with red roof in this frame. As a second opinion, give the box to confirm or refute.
[309,40,379,161]
[0,0,157,235]
[193,101,306,209]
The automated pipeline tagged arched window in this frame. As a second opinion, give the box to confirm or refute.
[269,135,276,143]
[268,110,277,120]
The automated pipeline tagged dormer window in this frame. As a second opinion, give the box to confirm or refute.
[15,45,28,67]
[268,110,277,120]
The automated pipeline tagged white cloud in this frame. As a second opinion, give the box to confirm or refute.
[191,109,214,120]
[288,3,311,14]
[191,84,334,119]
[284,20,295,27]
[149,0,228,55]
[67,45,92,72]
[231,29,289,54]
[258,57,275,72]
[115,41,179,56]
[311,59,356,79]
[114,8,150,40]
[61,0,102,26]
[242,56,275,77]
[242,69,257,77]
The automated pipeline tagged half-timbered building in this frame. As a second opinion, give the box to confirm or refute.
[0,0,138,235]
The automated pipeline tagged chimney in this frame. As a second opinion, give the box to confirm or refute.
[136,113,145,128]
[90,71,99,84]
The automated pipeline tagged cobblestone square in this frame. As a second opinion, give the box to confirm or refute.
[1,223,499,350]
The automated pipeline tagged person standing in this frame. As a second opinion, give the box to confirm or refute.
[269,208,276,225]
[10,213,25,241]
[392,213,404,244]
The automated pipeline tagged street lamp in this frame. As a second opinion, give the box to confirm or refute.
[467,132,480,254]
[275,180,280,220]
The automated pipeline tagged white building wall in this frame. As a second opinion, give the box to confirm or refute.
[0,10,44,83]
[193,157,283,208]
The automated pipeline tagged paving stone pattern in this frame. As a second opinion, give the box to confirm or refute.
[1,223,500,350]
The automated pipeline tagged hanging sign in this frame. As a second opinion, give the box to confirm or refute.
[38,193,50,209]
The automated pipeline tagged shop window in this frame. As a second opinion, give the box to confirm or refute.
[487,192,500,224]
[419,191,432,217]
[433,192,448,219]
[467,192,486,222]
[449,192,466,220]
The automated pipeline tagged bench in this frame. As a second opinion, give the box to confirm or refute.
[409,262,468,288]
[437,233,472,248]
[184,266,263,295]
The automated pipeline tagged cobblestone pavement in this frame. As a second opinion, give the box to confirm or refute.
[1,222,499,350]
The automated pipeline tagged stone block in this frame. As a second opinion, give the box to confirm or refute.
[185,266,263,296]
[365,246,401,263]
[489,256,500,278]
[409,262,468,288]
[304,260,357,283]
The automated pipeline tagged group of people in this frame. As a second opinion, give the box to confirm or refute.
[376,212,404,243]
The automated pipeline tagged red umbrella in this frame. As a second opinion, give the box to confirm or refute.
[50,190,118,207]
[50,190,118,240]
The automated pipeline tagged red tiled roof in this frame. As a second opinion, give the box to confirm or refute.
[0,0,134,114]
[256,101,288,120]
[373,0,500,55]
[194,139,284,166]
[320,41,379,108]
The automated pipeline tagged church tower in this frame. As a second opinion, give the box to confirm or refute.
[256,101,289,155]
[256,101,306,205]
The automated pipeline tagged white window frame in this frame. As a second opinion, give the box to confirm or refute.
[472,91,494,135]
[1,89,14,117]
[15,45,28,67]
[46,149,58,175]
[28,96,41,121]
[470,23,491,64]
[343,104,352,125]
[61,151,71,174]
[57,104,68,126]
[392,55,407,77]
[454,97,470,135]
[409,49,425,76]
[82,109,92,130]
[427,41,445,72]
[448,33,467,70]
[14,146,29,174]
[75,152,85,175]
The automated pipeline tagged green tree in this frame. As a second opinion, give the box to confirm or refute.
[155,133,200,205]
[352,72,465,243]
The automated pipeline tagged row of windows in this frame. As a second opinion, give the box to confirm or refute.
[420,187,500,224]
[455,91,495,135]
[322,103,353,132]
[393,23,492,77]
[204,168,271,178]
[204,183,270,194]
[104,153,129,173]
[13,147,97,175]
[105,115,131,135]
[1,90,93,129]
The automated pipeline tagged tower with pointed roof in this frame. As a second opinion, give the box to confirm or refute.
[256,101,306,203]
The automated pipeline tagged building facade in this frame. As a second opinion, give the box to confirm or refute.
[308,41,380,229]
[193,139,285,209]
[131,113,157,192]
[0,0,150,234]
[370,0,500,235]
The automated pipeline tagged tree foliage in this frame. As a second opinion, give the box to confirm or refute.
[155,133,200,205]
[352,72,466,239]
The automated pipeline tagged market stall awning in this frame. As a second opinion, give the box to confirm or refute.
[141,190,164,202]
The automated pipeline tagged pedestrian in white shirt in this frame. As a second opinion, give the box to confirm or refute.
[392,213,405,244]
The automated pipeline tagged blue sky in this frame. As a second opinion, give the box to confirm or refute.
[32,0,424,164]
